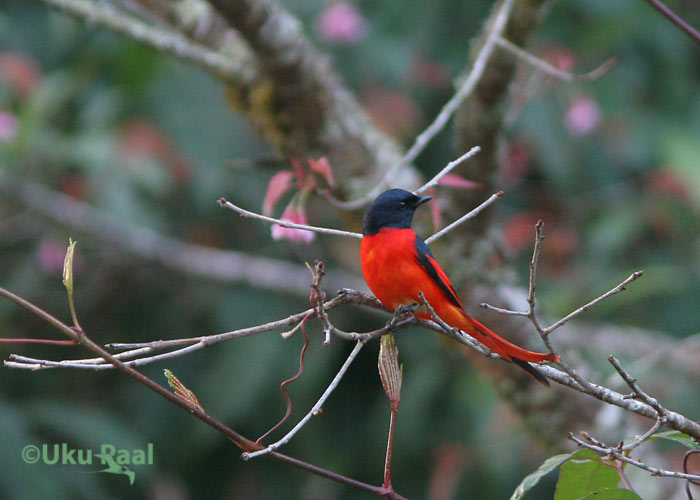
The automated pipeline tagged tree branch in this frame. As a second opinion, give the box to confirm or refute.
[645,0,700,44]
[39,0,257,86]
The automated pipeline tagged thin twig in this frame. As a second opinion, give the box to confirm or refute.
[645,0,700,44]
[413,146,481,195]
[568,432,700,482]
[542,271,644,336]
[608,355,667,416]
[218,198,363,239]
[39,0,256,85]
[478,303,528,317]
[527,220,545,321]
[424,191,504,245]
[495,37,616,82]
[618,416,667,453]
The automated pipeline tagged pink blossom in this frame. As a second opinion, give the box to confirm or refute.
[0,52,41,98]
[438,174,483,190]
[316,3,368,44]
[307,157,335,187]
[429,191,442,231]
[565,97,601,136]
[0,111,18,143]
[271,203,315,244]
[263,171,295,216]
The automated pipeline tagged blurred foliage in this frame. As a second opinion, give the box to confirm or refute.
[1,0,699,499]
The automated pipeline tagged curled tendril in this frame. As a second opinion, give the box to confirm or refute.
[684,450,700,500]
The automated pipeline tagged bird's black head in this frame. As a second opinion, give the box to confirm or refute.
[362,189,432,236]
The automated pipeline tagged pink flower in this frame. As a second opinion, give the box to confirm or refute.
[0,111,18,143]
[271,203,315,244]
[565,97,601,136]
[438,174,483,190]
[307,156,335,187]
[316,3,368,44]
[263,171,295,216]
[0,52,41,98]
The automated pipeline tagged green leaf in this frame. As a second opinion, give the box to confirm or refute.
[555,449,621,500]
[510,452,577,500]
[576,488,643,500]
[648,431,700,450]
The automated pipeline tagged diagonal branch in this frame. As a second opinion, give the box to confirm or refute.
[645,0,700,44]
[494,37,615,82]
[568,431,700,482]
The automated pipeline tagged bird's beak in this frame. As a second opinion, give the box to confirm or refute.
[416,195,432,207]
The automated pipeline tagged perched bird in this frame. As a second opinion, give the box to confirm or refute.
[360,189,558,385]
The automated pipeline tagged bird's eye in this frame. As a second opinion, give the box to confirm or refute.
[399,201,407,209]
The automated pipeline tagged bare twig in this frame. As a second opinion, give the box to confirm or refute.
[608,355,667,417]
[424,191,504,245]
[413,146,481,195]
[542,271,644,336]
[645,0,700,44]
[527,220,545,318]
[618,416,666,453]
[568,431,700,482]
[495,37,616,82]
[218,197,363,239]
[39,0,256,85]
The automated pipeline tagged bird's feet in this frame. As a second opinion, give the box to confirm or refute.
[385,303,419,331]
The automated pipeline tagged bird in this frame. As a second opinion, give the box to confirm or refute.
[360,188,558,385]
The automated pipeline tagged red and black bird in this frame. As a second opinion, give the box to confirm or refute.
[361,189,558,385]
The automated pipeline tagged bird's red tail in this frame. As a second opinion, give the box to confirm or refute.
[455,312,558,385]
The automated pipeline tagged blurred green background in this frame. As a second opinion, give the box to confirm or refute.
[1,1,699,499]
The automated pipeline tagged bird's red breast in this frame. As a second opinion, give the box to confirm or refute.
[361,228,432,311]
